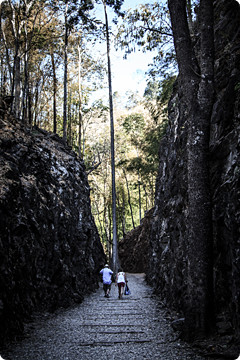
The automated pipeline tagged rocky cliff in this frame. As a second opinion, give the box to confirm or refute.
[147,0,240,337]
[118,208,154,273]
[0,106,106,344]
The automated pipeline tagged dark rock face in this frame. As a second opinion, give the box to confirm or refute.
[210,0,240,333]
[0,112,106,344]
[118,208,154,273]
[147,0,240,335]
[146,81,189,312]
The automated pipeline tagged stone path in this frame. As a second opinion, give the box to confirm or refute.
[1,274,205,360]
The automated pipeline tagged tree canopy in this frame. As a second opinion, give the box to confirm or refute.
[0,0,177,263]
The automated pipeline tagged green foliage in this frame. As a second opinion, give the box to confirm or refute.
[104,0,125,15]
[144,74,176,124]
[122,113,145,135]
[90,75,176,247]
[115,2,176,79]
[118,75,176,210]
[235,82,240,91]
[116,2,172,51]
[123,120,167,180]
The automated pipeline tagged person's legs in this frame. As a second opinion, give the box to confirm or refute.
[103,284,107,297]
[118,283,124,299]
[106,284,111,297]
[118,283,121,299]
[120,284,124,298]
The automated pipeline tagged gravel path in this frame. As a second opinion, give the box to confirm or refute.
[1,274,205,360]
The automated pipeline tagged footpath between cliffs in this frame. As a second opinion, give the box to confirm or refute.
[1,274,205,360]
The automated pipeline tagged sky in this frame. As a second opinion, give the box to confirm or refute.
[93,0,240,100]
[109,0,156,98]
[93,0,158,101]
[110,48,154,98]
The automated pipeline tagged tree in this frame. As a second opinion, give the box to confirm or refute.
[78,33,83,156]
[6,0,36,118]
[74,29,106,157]
[50,47,58,133]
[102,0,118,274]
[63,0,69,144]
[101,0,124,274]
[120,164,135,229]
[0,0,64,125]
[115,2,175,80]
[123,113,145,224]
[168,0,214,340]
[2,0,52,121]
[56,0,94,144]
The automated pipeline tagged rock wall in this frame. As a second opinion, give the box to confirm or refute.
[147,0,240,335]
[0,108,106,344]
[118,208,154,273]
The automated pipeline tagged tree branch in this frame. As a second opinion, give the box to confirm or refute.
[87,161,102,175]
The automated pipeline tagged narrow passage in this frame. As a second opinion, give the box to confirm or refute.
[1,274,205,360]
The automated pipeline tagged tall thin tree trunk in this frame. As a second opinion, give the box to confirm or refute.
[34,81,39,126]
[63,1,68,145]
[122,167,135,229]
[51,51,57,133]
[138,172,141,224]
[143,184,148,212]
[68,90,72,145]
[94,195,103,241]
[104,196,110,259]
[151,175,154,207]
[28,89,32,126]
[108,203,112,264]
[22,16,29,123]
[8,0,22,116]
[14,54,21,118]
[82,125,85,158]
[137,147,141,224]
[1,25,13,92]
[103,0,118,274]
[78,40,83,157]
[121,184,126,236]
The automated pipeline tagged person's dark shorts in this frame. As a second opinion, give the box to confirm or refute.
[118,282,125,289]
[103,283,111,292]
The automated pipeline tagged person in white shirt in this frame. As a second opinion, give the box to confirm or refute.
[115,268,127,299]
[100,264,113,298]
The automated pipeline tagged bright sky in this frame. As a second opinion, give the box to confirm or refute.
[94,0,157,101]
[110,0,156,98]
[111,46,154,98]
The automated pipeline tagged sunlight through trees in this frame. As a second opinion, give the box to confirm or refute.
[0,0,175,265]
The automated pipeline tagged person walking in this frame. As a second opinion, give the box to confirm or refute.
[115,268,127,299]
[100,264,113,298]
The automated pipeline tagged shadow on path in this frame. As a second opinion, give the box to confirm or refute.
[1,273,205,360]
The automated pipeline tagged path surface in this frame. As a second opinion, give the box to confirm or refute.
[1,274,205,360]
